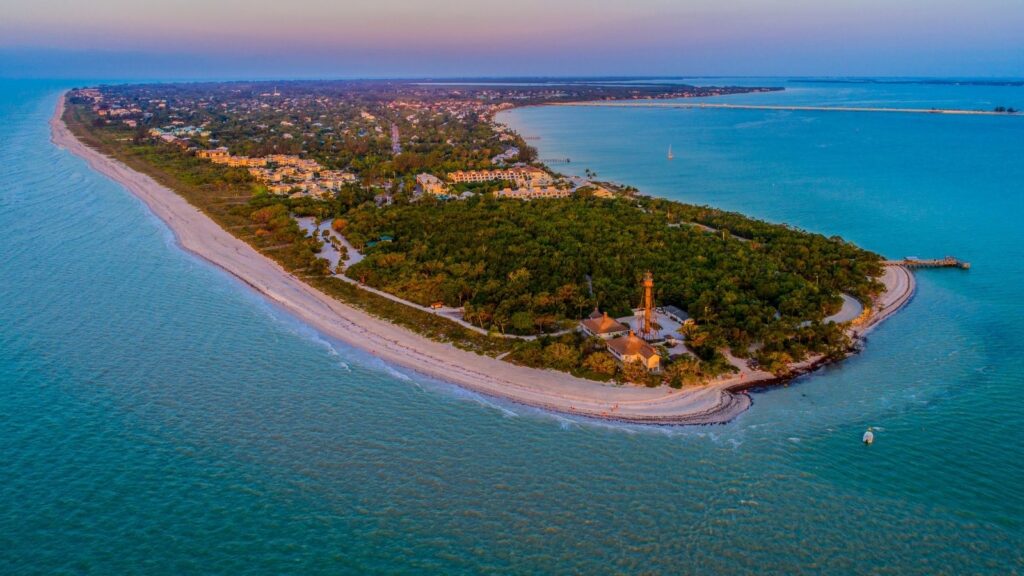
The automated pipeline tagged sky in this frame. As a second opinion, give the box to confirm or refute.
[1,0,1022,79]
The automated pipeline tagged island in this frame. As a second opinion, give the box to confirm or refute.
[53,80,914,424]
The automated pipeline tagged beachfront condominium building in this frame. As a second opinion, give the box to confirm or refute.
[267,155,320,171]
[416,173,449,196]
[447,166,553,187]
[494,186,572,200]
[196,147,229,161]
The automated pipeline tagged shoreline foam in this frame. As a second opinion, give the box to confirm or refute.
[50,93,914,425]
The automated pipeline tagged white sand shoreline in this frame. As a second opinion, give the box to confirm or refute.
[51,93,914,425]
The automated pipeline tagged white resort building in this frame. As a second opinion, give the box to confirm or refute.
[494,186,572,200]
[447,166,553,187]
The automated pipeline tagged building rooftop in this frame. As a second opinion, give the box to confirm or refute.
[664,305,690,322]
[607,332,659,359]
[415,173,444,184]
[582,312,629,335]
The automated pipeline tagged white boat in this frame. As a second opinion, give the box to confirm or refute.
[667,144,674,160]
[862,428,874,444]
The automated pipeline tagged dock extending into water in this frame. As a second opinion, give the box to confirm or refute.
[885,257,971,270]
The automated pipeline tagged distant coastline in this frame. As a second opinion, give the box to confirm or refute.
[790,78,1024,87]
[52,91,914,425]
[552,101,1022,116]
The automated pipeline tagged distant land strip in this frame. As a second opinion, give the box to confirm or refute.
[554,101,1022,116]
[789,78,1024,87]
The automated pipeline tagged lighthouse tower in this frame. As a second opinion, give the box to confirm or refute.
[640,271,655,340]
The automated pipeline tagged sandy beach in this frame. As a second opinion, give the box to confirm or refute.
[51,94,914,425]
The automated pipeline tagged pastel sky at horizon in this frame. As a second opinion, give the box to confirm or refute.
[1,0,1022,78]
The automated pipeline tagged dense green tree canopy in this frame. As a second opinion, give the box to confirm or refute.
[343,195,883,358]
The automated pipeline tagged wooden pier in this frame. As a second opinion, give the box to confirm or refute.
[884,257,970,270]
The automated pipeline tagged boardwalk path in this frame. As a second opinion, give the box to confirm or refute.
[294,217,573,341]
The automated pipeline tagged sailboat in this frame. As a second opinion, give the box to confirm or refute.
[667,144,674,160]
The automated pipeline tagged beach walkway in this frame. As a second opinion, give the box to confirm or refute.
[294,217,573,341]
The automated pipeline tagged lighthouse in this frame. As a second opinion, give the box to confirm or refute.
[640,271,655,340]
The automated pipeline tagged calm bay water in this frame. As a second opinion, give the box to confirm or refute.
[2,79,1022,574]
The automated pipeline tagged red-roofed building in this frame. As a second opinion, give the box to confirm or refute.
[581,311,629,339]
[606,331,661,371]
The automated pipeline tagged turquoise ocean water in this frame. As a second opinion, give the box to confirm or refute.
[1,79,1022,573]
